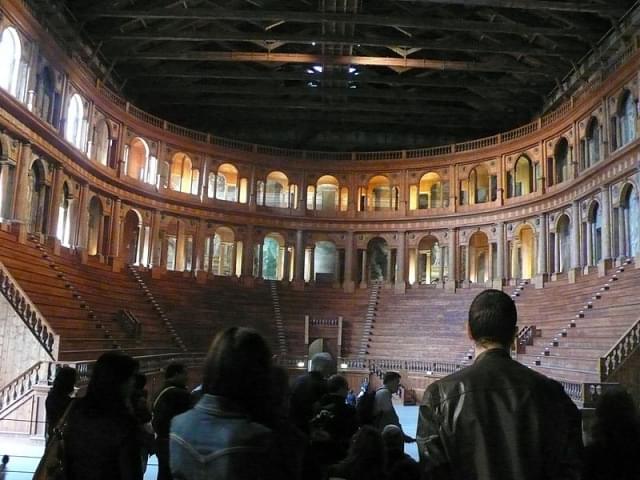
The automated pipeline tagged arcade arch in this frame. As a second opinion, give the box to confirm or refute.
[468,232,489,284]
[262,232,286,280]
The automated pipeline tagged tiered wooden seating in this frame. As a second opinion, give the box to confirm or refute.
[50,251,180,357]
[368,286,480,363]
[0,230,116,359]
[276,284,370,358]
[514,264,639,383]
[139,272,277,352]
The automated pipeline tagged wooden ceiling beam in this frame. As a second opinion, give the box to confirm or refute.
[101,30,579,57]
[395,0,625,17]
[115,51,550,75]
[79,8,592,38]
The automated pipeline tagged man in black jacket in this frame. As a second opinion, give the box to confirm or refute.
[417,289,583,480]
[152,363,191,480]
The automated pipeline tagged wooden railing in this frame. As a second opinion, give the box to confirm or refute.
[516,325,537,354]
[117,309,141,338]
[0,260,58,357]
[599,317,640,380]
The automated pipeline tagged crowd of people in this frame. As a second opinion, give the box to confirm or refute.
[37,289,640,480]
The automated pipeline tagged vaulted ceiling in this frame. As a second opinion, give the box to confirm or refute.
[33,0,638,151]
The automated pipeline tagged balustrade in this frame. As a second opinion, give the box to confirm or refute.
[599,318,640,380]
[0,261,57,355]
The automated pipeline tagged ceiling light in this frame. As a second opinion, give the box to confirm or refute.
[340,362,348,369]
[306,68,315,74]
[348,67,357,74]
[312,41,316,46]
[312,65,323,73]
[296,361,305,368]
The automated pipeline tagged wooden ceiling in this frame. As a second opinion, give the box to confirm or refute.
[34,0,637,151]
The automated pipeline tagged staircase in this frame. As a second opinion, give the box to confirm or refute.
[358,281,382,357]
[268,281,288,357]
[127,265,187,352]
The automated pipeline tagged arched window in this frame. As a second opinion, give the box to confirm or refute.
[65,94,85,150]
[207,172,216,199]
[0,27,22,97]
[415,172,443,209]
[92,118,111,166]
[367,175,391,211]
[315,175,339,211]
[57,183,72,247]
[256,180,265,206]
[35,66,56,123]
[509,156,533,198]
[619,185,639,258]
[215,163,239,201]
[126,137,149,181]
[191,169,200,196]
[554,138,569,185]
[170,153,193,193]
[619,91,636,147]
[265,171,290,208]
[555,215,571,273]
[306,185,315,210]
[470,166,490,204]
[584,117,601,168]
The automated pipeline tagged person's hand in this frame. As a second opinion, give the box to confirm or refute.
[403,434,416,443]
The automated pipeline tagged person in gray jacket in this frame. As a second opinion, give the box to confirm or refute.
[417,289,583,480]
[170,327,281,480]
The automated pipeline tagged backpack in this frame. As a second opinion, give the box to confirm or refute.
[355,388,378,426]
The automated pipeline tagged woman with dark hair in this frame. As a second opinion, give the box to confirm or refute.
[170,327,281,479]
[328,426,387,480]
[45,366,77,437]
[64,351,142,480]
[582,388,640,480]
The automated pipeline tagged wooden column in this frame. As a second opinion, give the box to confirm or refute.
[395,231,406,293]
[343,231,355,292]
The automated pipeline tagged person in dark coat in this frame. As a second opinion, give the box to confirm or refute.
[417,289,583,480]
[152,363,191,480]
[290,352,335,432]
[382,425,421,480]
[131,373,154,473]
[313,374,359,464]
[328,425,387,480]
[582,387,640,480]
[64,351,142,480]
[45,366,77,438]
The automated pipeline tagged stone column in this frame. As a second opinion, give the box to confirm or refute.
[395,231,406,293]
[343,231,355,292]
[494,222,505,289]
[554,232,560,274]
[446,228,456,290]
[586,222,593,267]
[535,214,547,288]
[600,185,612,272]
[360,249,368,288]
[293,230,305,289]
[569,200,581,282]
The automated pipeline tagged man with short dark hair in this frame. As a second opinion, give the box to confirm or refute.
[373,371,414,442]
[417,289,583,480]
[153,363,191,480]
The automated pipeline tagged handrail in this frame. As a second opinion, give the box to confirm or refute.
[90,31,638,162]
[599,317,640,380]
[309,318,339,326]
[516,325,537,354]
[118,309,141,338]
[0,260,58,357]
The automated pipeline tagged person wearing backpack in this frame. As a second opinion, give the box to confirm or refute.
[372,372,415,443]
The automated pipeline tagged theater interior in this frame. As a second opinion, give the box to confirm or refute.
[0,0,639,476]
